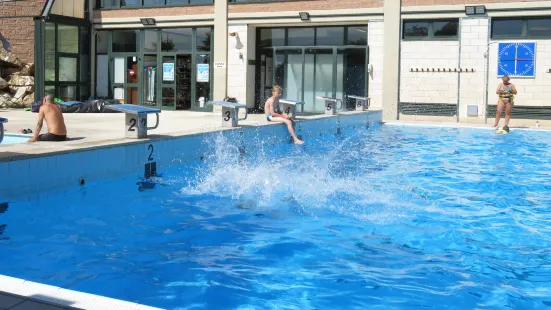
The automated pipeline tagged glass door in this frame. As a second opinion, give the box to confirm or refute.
[274,49,303,104]
[142,55,158,107]
[304,48,334,113]
[192,53,212,111]
[112,55,139,104]
[337,48,368,110]
[176,54,192,110]
[161,55,176,110]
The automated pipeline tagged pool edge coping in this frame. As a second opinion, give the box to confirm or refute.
[0,274,163,309]
[0,111,380,163]
[384,121,551,132]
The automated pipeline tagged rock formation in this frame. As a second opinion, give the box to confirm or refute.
[0,47,35,108]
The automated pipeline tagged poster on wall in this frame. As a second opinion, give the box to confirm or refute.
[163,62,175,81]
[497,42,536,78]
[197,64,209,82]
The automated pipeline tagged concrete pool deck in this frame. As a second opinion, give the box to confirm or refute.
[0,109,375,161]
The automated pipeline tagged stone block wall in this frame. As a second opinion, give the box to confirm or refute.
[400,40,460,104]
[227,24,248,106]
[458,17,489,121]
[368,21,384,109]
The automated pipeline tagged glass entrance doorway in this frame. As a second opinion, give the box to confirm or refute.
[112,55,139,105]
[255,26,368,114]
[98,27,212,111]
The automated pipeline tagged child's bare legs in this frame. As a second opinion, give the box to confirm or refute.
[493,99,505,129]
[271,117,304,144]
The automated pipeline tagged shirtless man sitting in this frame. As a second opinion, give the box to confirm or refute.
[265,85,304,145]
[28,94,67,142]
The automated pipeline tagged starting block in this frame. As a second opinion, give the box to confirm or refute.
[348,95,370,111]
[105,104,161,139]
[0,117,6,144]
[316,96,342,115]
[211,101,248,127]
[278,99,305,120]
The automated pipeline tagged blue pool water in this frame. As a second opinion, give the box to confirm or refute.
[1,125,551,309]
[0,134,28,145]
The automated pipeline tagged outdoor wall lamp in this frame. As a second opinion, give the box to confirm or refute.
[229,32,237,37]
[140,18,156,26]
[299,12,310,21]
[465,5,485,15]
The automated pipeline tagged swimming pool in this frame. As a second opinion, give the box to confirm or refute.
[0,134,28,144]
[1,124,550,309]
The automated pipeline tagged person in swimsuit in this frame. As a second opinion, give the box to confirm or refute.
[493,75,517,130]
[265,85,304,145]
[28,94,67,142]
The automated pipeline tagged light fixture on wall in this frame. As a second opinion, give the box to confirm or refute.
[140,18,156,26]
[475,5,486,14]
[299,12,310,21]
[465,5,486,15]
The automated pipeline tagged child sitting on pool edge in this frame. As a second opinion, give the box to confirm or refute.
[264,85,304,145]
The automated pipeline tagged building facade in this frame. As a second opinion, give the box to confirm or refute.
[7,0,551,122]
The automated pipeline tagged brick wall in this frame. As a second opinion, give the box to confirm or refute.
[229,0,383,13]
[0,0,46,64]
[368,21,384,109]
[400,41,460,104]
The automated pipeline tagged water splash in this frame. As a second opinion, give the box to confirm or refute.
[180,129,421,223]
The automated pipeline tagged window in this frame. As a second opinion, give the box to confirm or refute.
[196,28,212,51]
[258,26,367,48]
[112,30,139,53]
[161,29,192,52]
[259,28,285,47]
[288,28,314,46]
[402,20,458,40]
[39,22,91,102]
[347,26,367,45]
[492,19,523,37]
[492,17,551,38]
[316,27,344,46]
